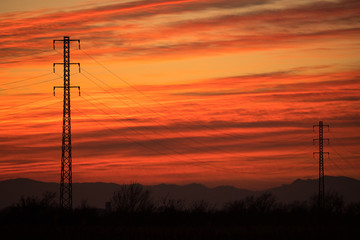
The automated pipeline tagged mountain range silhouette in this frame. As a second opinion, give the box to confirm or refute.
[1,176,359,209]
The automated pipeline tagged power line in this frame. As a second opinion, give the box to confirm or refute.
[79,72,241,159]
[78,106,230,172]
[83,90,242,161]
[79,68,250,158]
[79,94,215,168]
[0,100,61,120]
[0,72,53,87]
[71,103,207,169]
[329,131,357,155]
[0,95,55,112]
[0,49,58,67]
[77,93,239,173]
[0,76,61,91]
[81,68,316,166]
[326,155,348,176]
[80,50,246,139]
[0,74,79,115]
[80,52,319,165]
[328,144,357,169]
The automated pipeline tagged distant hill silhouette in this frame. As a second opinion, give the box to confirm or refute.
[267,176,360,203]
[0,176,359,209]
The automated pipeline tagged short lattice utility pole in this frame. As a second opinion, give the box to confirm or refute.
[53,36,81,209]
[313,121,329,209]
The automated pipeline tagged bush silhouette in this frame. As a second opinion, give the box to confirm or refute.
[1,190,359,239]
[111,183,153,213]
[17,191,57,209]
[157,195,185,213]
[310,191,345,214]
[225,192,276,215]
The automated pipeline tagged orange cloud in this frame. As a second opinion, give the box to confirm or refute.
[1,0,359,65]
[0,0,359,189]
[1,67,359,188]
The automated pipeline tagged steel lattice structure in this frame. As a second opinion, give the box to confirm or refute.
[53,36,80,209]
[313,121,329,209]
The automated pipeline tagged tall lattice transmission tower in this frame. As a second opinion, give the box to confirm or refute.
[313,121,329,209]
[53,36,81,209]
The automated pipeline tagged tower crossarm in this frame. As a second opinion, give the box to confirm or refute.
[53,36,81,210]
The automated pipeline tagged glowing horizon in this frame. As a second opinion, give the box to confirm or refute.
[0,0,359,190]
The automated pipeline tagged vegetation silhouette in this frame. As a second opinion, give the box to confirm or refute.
[0,183,359,239]
[111,183,153,213]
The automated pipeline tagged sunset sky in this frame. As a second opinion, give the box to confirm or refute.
[0,0,359,190]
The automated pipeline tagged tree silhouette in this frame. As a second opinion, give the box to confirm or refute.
[111,183,153,213]
[17,191,57,209]
[225,192,276,215]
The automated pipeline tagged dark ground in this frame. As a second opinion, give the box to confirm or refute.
[1,187,359,239]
